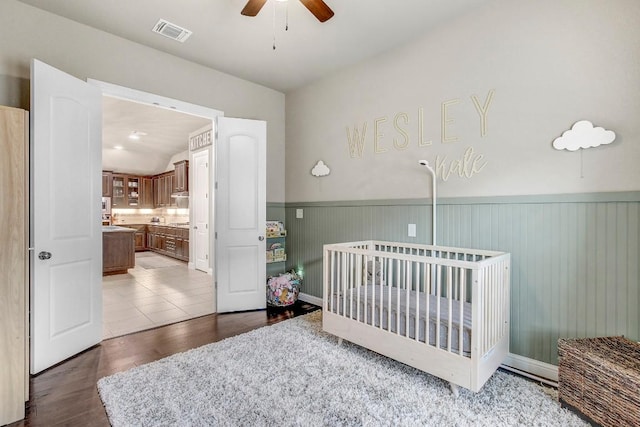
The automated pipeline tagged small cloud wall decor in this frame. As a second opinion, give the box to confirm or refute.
[311,160,331,177]
[553,120,616,151]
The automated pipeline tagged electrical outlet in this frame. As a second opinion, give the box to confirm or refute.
[408,223,416,237]
[296,209,304,219]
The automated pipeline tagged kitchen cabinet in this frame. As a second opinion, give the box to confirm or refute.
[153,172,175,208]
[167,174,175,206]
[174,160,188,192]
[112,174,153,209]
[111,174,126,207]
[102,171,113,197]
[146,225,189,261]
[175,228,190,262]
[108,168,180,209]
[0,106,29,425]
[112,174,141,208]
[122,224,146,251]
[153,175,163,207]
[126,176,140,207]
[140,177,154,208]
[102,227,135,275]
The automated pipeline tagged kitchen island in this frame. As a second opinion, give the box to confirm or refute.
[103,225,135,275]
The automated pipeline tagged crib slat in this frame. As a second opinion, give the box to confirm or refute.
[356,252,361,321]
[387,259,392,333]
[436,263,441,350]
[459,268,465,356]
[426,262,432,346]
[329,251,335,313]
[364,256,369,325]
[415,262,420,342]
[356,253,361,323]
[405,260,410,339]
[378,257,384,329]
[396,258,400,336]
[447,265,453,353]
[371,256,376,328]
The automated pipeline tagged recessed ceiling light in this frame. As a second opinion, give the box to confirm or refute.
[129,131,147,140]
[114,145,124,150]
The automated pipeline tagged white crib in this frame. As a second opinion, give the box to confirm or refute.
[323,241,510,393]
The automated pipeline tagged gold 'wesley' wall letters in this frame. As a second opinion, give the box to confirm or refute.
[345,89,495,181]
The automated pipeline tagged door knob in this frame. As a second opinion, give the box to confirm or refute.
[258,236,265,241]
[38,251,52,260]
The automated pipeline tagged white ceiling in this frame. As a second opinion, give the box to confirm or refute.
[18,0,489,176]
[101,97,211,176]
[17,0,489,93]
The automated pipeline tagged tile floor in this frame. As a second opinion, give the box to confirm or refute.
[102,251,214,339]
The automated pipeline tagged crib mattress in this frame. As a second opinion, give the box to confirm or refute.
[330,285,472,355]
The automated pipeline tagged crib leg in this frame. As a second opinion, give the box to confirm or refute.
[337,337,343,346]
[449,382,459,398]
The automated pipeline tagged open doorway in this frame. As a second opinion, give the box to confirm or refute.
[97,85,219,339]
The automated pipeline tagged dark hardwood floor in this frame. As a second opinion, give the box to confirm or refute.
[10,302,319,427]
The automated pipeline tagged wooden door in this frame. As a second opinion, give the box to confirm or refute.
[215,117,266,312]
[0,106,28,425]
[30,59,103,374]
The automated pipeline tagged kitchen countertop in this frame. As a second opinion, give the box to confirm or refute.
[102,225,136,233]
[113,223,191,229]
[144,223,190,229]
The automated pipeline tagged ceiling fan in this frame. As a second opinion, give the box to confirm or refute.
[241,0,334,23]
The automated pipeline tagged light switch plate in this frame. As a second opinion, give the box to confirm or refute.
[408,223,416,237]
[296,209,304,219]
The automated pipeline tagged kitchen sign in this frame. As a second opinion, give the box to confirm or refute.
[189,128,212,151]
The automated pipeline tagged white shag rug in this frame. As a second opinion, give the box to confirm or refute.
[97,311,587,426]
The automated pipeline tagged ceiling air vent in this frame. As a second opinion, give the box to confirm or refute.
[152,19,192,43]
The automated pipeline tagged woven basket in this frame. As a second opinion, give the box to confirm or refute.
[558,336,640,427]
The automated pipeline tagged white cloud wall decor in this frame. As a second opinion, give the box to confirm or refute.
[311,161,331,177]
[553,120,616,151]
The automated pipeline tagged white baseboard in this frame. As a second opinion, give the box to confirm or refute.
[298,292,322,307]
[501,353,558,386]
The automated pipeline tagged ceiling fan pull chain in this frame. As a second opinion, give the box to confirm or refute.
[272,0,277,50]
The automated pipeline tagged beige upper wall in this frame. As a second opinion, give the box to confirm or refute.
[285,0,640,202]
[0,0,286,202]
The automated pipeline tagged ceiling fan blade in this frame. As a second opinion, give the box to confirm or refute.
[241,0,267,17]
[299,0,334,22]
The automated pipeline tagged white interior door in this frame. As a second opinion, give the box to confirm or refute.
[30,59,103,374]
[216,117,266,312]
[192,148,210,273]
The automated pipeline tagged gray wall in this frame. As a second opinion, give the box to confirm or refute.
[0,0,286,202]
[285,0,640,201]
[284,192,640,365]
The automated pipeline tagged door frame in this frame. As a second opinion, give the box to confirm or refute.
[87,79,223,299]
